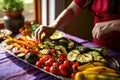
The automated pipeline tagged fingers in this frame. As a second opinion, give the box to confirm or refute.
[35,25,44,43]
[92,21,114,40]
[92,23,103,40]
[92,28,100,40]
[34,25,55,43]
[34,27,40,42]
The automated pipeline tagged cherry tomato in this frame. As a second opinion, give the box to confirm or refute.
[50,49,56,53]
[63,60,70,67]
[45,57,55,66]
[49,49,57,57]
[43,66,50,72]
[59,64,68,76]
[57,57,64,64]
[52,62,60,66]
[39,57,46,64]
[50,65,58,74]
[35,61,42,67]
[72,62,79,71]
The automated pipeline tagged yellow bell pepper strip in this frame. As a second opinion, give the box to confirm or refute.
[12,43,21,47]
[5,38,38,51]
[20,36,38,46]
[75,72,83,80]
[26,36,39,45]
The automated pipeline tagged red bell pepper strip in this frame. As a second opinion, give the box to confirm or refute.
[25,50,40,55]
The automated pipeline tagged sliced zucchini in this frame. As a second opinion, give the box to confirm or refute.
[76,46,90,53]
[76,54,83,63]
[76,54,93,63]
[40,49,50,55]
[87,51,107,63]
[88,51,100,58]
[94,56,107,63]
[67,50,80,61]
[90,47,108,56]
[55,45,67,54]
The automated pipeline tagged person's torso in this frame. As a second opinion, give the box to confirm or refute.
[90,0,120,52]
[73,0,120,52]
[90,0,120,23]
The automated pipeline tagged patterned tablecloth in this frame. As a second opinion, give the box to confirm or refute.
[0,33,120,80]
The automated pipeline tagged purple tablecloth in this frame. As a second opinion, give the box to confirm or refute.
[0,33,120,80]
[0,48,59,80]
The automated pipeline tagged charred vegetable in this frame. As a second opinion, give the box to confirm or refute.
[25,52,39,64]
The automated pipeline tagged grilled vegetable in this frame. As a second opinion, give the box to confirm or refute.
[68,41,75,49]
[25,52,39,64]
[77,62,106,71]
[76,54,93,63]
[90,47,108,56]
[40,49,50,55]
[67,50,80,61]
[55,45,67,54]
[76,46,90,53]
[88,51,107,63]
[59,38,69,46]
[16,53,25,59]
[75,72,120,80]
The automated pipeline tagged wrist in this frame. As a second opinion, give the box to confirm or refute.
[109,20,120,32]
[110,23,120,32]
[48,23,58,29]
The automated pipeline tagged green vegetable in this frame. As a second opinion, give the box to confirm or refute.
[25,52,39,64]
[76,46,90,53]
[76,54,93,63]
[90,48,108,56]
[67,50,80,61]
[58,38,69,47]
[88,51,107,63]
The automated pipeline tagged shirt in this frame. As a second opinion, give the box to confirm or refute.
[73,0,120,52]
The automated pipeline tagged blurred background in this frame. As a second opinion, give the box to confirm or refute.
[0,0,94,41]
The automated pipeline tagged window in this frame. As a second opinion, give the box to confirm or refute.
[0,0,65,29]
[0,0,34,23]
[41,0,65,27]
[23,0,34,21]
[0,0,42,29]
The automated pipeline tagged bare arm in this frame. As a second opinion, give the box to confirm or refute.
[49,1,82,28]
[35,1,82,42]
[110,19,120,31]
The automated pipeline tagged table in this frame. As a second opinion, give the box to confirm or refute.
[0,33,120,80]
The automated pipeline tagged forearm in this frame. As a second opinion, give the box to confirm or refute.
[110,19,120,31]
[49,2,82,29]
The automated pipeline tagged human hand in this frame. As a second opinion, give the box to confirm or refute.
[92,21,113,40]
[34,25,56,43]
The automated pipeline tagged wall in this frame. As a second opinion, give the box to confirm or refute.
[64,0,94,41]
